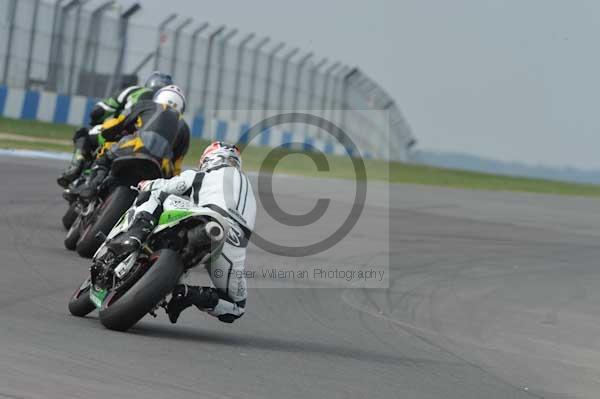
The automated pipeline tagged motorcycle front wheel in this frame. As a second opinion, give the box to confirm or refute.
[62,202,78,230]
[68,278,96,317]
[76,186,136,259]
[64,214,82,250]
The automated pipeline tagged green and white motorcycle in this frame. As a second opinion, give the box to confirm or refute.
[68,195,228,332]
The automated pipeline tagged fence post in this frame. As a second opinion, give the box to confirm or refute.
[262,42,284,121]
[46,0,67,89]
[214,29,238,117]
[184,22,209,106]
[339,67,358,146]
[199,25,225,114]
[329,65,348,129]
[231,33,254,120]
[306,58,328,110]
[304,58,327,138]
[24,0,41,89]
[276,47,299,118]
[246,37,269,123]
[106,3,141,97]
[80,1,115,96]
[153,14,178,71]
[53,0,80,93]
[67,0,90,95]
[290,52,312,114]
[2,0,18,85]
[318,61,340,136]
[170,18,192,78]
[46,0,65,88]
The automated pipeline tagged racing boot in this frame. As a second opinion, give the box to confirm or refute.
[166,285,220,324]
[62,186,78,203]
[75,165,108,200]
[57,133,90,188]
[57,150,86,188]
[62,173,87,202]
[106,212,156,256]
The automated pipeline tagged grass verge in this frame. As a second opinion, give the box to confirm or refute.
[1,117,600,197]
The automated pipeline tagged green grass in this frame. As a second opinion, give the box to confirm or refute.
[0,139,72,153]
[387,163,600,196]
[2,116,600,197]
[0,118,74,140]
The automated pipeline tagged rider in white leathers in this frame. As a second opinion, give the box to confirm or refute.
[108,141,256,324]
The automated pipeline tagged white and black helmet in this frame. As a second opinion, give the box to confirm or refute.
[153,85,186,113]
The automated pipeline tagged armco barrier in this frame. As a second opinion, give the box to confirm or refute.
[0,85,352,158]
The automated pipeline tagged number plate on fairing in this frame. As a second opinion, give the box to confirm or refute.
[89,287,107,308]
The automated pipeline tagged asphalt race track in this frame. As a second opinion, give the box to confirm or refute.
[3,154,600,398]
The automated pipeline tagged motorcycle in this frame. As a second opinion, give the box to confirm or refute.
[68,195,228,332]
[64,131,173,258]
[61,166,92,230]
[61,124,106,231]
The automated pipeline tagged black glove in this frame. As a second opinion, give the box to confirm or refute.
[89,106,106,126]
[72,127,89,142]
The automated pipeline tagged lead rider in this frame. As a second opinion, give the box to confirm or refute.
[57,72,181,188]
[107,141,256,324]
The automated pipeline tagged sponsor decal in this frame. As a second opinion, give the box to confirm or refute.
[176,181,187,192]
[227,223,243,247]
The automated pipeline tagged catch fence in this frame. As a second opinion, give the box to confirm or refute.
[0,0,415,160]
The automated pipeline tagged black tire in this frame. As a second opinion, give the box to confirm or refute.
[64,215,82,250]
[99,249,183,332]
[76,186,136,259]
[62,202,78,230]
[68,278,96,317]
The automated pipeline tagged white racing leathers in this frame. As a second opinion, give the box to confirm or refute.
[135,165,256,321]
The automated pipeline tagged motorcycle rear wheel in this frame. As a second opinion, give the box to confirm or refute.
[99,249,183,332]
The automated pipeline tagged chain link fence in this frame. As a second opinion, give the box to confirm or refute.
[0,0,415,161]
[0,0,123,96]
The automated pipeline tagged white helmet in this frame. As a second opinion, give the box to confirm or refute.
[199,141,242,171]
[153,85,186,113]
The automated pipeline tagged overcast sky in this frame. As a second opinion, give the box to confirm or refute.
[117,0,598,169]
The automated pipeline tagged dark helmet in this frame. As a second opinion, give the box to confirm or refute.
[144,71,173,91]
